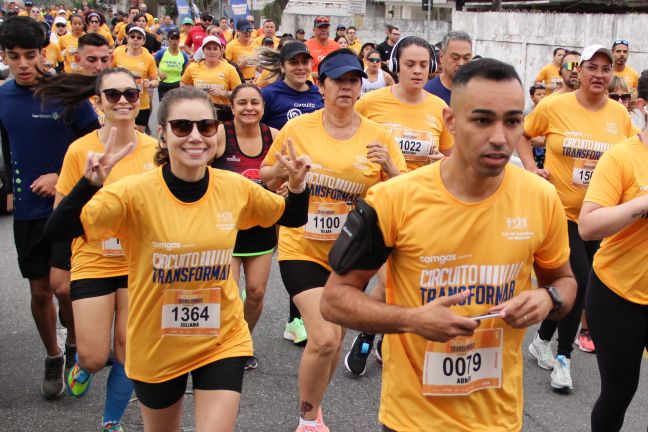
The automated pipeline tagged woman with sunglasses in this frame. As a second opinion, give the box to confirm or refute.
[258,41,323,344]
[578,69,648,432]
[608,76,632,111]
[45,86,310,431]
[360,49,395,96]
[261,49,406,432]
[359,42,376,69]
[112,25,158,133]
[85,12,114,48]
[58,14,85,72]
[39,67,156,432]
[181,36,242,121]
[211,83,279,370]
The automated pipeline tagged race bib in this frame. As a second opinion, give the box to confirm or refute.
[572,159,597,189]
[303,201,350,241]
[422,328,503,396]
[391,127,436,162]
[102,237,124,256]
[161,288,221,336]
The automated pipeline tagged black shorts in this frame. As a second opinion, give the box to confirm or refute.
[279,260,330,299]
[132,356,248,409]
[135,108,152,127]
[13,219,70,278]
[233,225,277,257]
[70,275,128,301]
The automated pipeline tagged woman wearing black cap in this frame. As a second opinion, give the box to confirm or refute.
[260,49,406,432]
[155,29,189,101]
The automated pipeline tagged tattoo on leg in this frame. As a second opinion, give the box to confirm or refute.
[300,401,313,417]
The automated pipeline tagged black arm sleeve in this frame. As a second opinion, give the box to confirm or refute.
[276,186,309,228]
[44,177,101,241]
[1,123,13,192]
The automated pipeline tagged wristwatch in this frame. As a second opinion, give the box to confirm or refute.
[541,285,563,313]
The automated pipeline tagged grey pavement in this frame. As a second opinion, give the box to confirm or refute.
[0,212,646,431]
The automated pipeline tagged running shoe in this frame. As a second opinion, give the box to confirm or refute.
[66,357,94,398]
[244,356,258,370]
[316,407,330,432]
[101,420,124,432]
[284,318,308,344]
[344,333,375,376]
[375,335,383,364]
[576,329,595,353]
[528,333,556,370]
[64,343,76,375]
[42,355,65,399]
[551,355,573,391]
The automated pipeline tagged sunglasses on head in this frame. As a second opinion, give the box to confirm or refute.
[168,119,218,137]
[562,61,579,71]
[609,93,631,102]
[368,57,381,63]
[102,88,140,103]
[316,17,329,23]
[613,39,629,47]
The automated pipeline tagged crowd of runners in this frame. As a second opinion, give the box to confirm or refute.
[0,2,646,432]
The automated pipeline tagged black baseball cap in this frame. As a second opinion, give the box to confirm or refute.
[280,41,312,61]
[167,29,180,39]
[336,24,346,30]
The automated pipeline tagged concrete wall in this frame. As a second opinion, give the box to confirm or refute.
[453,11,648,101]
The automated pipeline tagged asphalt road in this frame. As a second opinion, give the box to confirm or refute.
[0,215,646,430]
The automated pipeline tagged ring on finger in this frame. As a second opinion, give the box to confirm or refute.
[523,314,528,322]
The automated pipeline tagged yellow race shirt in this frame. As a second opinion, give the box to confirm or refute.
[348,39,362,55]
[96,28,115,46]
[252,35,279,48]
[366,162,570,432]
[112,48,158,110]
[58,32,83,72]
[56,131,157,281]
[584,135,648,304]
[222,29,233,43]
[613,65,639,90]
[80,167,285,382]
[524,92,635,222]
[534,63,561,94]
[181,60,242,105]
[224,39,256,80]
[44,42,64,70]
[262,109,406,268]
[355,87,454,171]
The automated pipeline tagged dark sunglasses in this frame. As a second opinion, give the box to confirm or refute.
[608,93,631,102]
[55,23,66,27]
[129,33,144,40]
[562,61,579,71]
[102,88,141,103]
[368,57,381,63]
[168,119,218,137]
[88,19,99,23]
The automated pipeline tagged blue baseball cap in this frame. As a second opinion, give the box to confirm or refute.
[318,49,367,80]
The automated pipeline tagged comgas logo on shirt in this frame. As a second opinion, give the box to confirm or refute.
[420,254,457,265]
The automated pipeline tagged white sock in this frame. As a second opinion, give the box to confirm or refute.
[47,353,63,360]
[298,418,317,427]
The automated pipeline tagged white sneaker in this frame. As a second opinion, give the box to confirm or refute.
[528,334,556,370]
[551,355,573,391]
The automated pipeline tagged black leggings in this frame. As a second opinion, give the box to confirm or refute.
[538,220,599,357]
[587,270,648,432]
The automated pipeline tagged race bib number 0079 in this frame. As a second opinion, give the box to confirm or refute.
[161,288,221,336]
[422,328,503,396]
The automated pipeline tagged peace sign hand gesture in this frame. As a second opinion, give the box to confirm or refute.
[84,127,136,187]
[275,138,311,193]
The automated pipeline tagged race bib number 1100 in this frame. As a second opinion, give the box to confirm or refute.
[422,328,503,396]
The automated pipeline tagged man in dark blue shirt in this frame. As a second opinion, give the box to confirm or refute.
[424,31,473,105]
[0,17,99,399]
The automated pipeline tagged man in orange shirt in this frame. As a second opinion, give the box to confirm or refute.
[305,16,340,80]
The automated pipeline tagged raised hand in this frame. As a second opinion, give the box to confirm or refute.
[84,127,135,186]
[275,138,311,193]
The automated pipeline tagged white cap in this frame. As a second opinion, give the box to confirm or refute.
[128,26,146,37]
[54,16,67,25]
[202,35,224,48]
[58,9,66,14]
[580,44,613,64]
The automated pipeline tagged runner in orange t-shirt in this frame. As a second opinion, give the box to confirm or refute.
[305,16,340,80]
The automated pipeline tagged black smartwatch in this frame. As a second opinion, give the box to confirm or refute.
[541,285,563,313]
